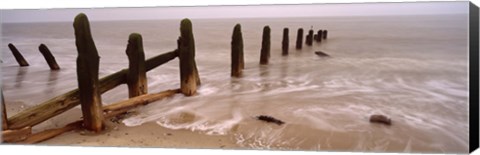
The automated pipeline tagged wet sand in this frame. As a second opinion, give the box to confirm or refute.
[3,100,243,149]
[41,121,241,149]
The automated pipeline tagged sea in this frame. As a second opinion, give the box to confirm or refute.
[1,14,469,153]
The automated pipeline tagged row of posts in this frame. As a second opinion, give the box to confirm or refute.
[7,43,60,70]
[231,25,328,77]
[3,18,326,132]
[73,14,200,132]
[3,14,200,133]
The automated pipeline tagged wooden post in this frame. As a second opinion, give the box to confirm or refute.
[306,29,314,46]
[178,18,198,96]
[73,13,104,132]
[126,33,147,98]
[231,24,244,77]
[282,28,289,56]
[2,91,7,130]
[295,28,303,49]
[7,43,29,67]
[38,44,60,70]
[260,26,271,65]
[323,30,328,39]
[317,30,323,42]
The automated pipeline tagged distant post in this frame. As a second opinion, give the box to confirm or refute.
[282,28,289,56]
[260,26,271,65]
[323,30,328,39]
[38,44,60,70]
[296,28,303,49]
[126,33,147,98]
[178,18,199,96]
[231,24,244,77]
[2,91,7,130]
[316,30,323,42]
[8,43,29,67]
[306,29,314,46]
[73,13,104,132]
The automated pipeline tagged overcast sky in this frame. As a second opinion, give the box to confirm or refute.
[0,1,468,23]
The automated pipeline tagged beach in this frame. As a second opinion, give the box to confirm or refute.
[3,101,242,149]
[1,13,470,153]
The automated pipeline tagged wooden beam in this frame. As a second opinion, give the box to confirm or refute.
[7,43,29,67]
[103,89,180,117]
[126,33,147,98]
[74,13,105,132]
[1,126,31,143]
[19,121,82,144]
[39,44,61,70]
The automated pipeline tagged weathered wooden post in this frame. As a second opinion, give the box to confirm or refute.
[323,30,328,39]
[73,13,104,132]
[306,29,314,46]
[282,28,289,56]
[38,44,60,70]
[260,26,271,65]
[126,33,147,98]
[2,91,7,130]
[316,30,323,42]
[296,28,303,49]
[231,24,244,77]
[178,18,199,96]
[7,43,29,67]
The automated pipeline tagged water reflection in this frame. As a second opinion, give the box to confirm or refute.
[14,67,28,88]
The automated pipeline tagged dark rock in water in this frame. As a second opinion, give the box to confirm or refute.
[315,51,330,57]
[256,115,285,125]
[369,114,391,125]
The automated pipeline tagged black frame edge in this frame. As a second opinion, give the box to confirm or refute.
[470,1,480,154]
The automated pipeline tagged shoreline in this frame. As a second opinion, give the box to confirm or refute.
[3,100,243,149]
[40,121,242,149]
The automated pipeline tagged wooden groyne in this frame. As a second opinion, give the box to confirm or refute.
[2,12,331,143]
[1,13,200,143]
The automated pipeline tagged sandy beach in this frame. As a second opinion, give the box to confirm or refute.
[3,100,243,149]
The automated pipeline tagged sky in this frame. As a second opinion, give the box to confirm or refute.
[0,1,469,23]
